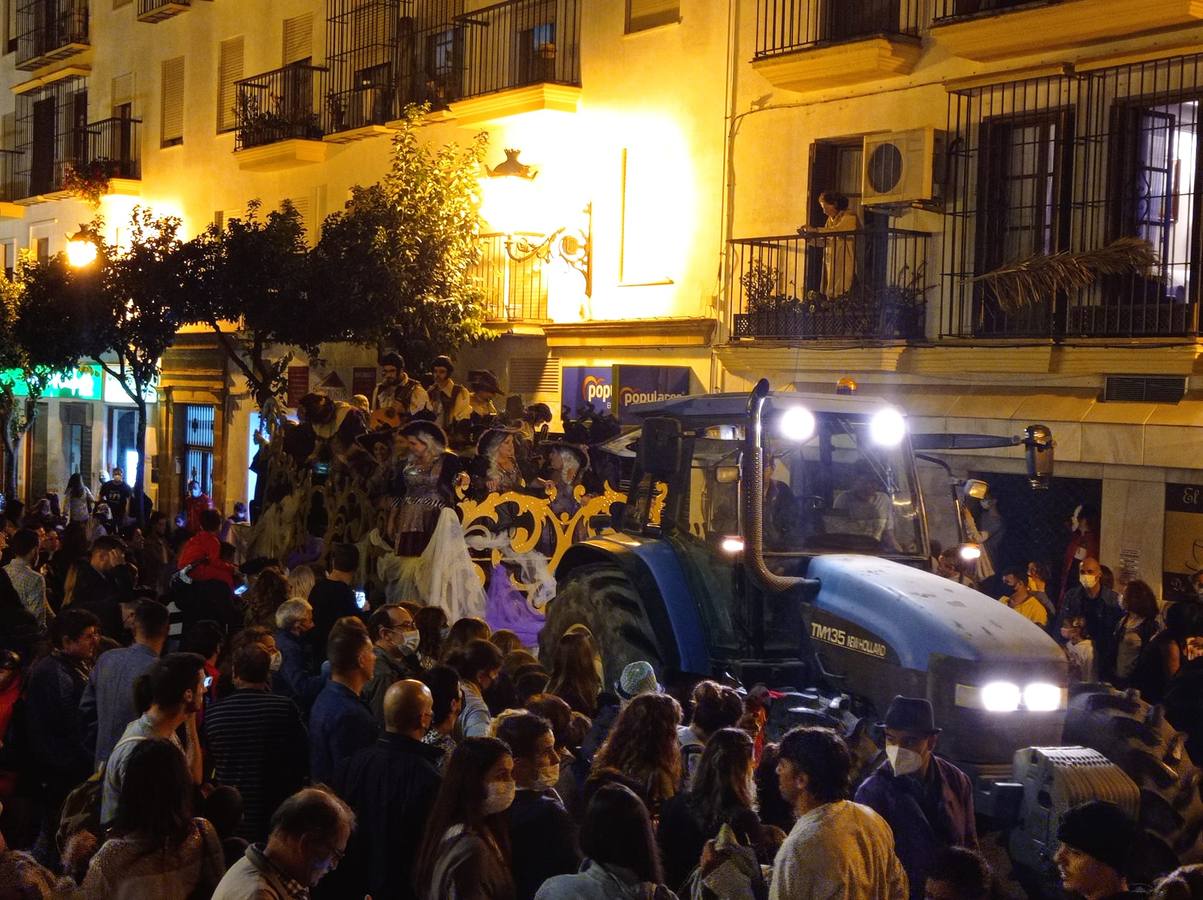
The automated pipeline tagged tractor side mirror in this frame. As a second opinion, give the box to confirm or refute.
[1024,424,1054,490]
[715,466,740,484]
[640,417,684,479]
[961,479,989,500]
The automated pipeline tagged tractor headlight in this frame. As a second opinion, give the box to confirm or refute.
[779,406,816,443]
[955,681,1066,712]
[869,408,906,447]
[720,536,745,555]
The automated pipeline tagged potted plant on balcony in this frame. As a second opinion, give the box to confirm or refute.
[738,261,803,338]
[62,158,115,207]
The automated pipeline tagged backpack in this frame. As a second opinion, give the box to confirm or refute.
[56,734,145,852]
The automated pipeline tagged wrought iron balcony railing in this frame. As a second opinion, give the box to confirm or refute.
[84,117,141,180]
[235,63,327,151]
[754,0,922,59]
[0,151,24,202]
[933,0,1058,23]
[455,0,581,99]
[137,0,191,23]
[730,229,930,341]
[474,233,549,322]
[16,0,88,70]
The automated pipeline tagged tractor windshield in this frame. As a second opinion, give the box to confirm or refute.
[685,413,926,560]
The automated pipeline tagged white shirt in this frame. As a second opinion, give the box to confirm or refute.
[832,491,893,541]
[770,799,908,900]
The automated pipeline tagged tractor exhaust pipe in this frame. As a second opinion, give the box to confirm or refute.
[743,379,816,594]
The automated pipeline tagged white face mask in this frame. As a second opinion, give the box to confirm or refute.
[1079,573,1099,590]
[400,629,420,653]
[482,780,516,816]
[531,763,560,792]
[270,651,283,672]
[885,743,925,778]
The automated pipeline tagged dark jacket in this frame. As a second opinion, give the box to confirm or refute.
[308,680,378,785]
[307,579,363,664]
[362,646,422,730]
[854,755,978,900]
[25,651,92,780]
[509,789,581,900]
[333,733,443,900]
[70,563,124,639]
[1164,657,1203,762]
[273,628,325,715]
[1058,585,1123,672]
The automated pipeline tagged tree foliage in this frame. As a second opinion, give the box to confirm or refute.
[311,105,491,372]
[180,200,314,409]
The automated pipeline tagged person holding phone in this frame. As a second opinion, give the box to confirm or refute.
[307,544,366,665]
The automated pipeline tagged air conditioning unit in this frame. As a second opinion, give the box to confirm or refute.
[861,127,944,205]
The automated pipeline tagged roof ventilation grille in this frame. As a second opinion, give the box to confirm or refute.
[1103,375,1186,404]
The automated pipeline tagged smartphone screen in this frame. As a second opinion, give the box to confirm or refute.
[234,583,248,596]
[204,675,213,689]
[354,589,368,611]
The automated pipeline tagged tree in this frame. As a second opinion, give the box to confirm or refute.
[71,208,187,526]
[180,200,318,413]
[310,105,492,372]
[0,254,85,499]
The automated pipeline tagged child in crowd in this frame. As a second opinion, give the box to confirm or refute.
[1061,615,1095,683]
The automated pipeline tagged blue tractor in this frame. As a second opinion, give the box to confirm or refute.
[541,380,1203,886]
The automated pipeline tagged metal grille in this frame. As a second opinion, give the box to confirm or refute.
[754,0,922,58]
[16,0,88,70]
[456,0,581,99]
[474,233,549,321]
[730,229,930,340]
[1103,375,1186,403]
[181,403,215,497]
[15,75,87,198]
[234,62,327,150]
[943,53,1203,339]
[933,0,1059,22]
[86,116,141,179]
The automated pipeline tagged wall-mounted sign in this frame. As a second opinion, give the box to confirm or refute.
[103,371,158,405]
[286,366,310,408]
[1164,482,1203,601]
[613,365,691,423]
[561,366,612,419]
[0,366,103,401]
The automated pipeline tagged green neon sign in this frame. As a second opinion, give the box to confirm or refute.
[0,366,104,401]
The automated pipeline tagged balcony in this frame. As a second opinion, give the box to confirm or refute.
[137,0,190,23]
[730,229,930,341]
[751,0,922,94]
[84,116,141,182]
[18,118,140,202]
[323,0,582,140]
[16,0,88,71]
[234,63,335,171]
[0,151,25,217]
[931,0,1203,61]
[475,234,549,324]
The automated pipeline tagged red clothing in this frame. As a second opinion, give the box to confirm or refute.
[177,531,236,588]
[185,493,213,534]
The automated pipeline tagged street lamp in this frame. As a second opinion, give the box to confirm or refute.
[481,149,593,297]
[65,223,99,268]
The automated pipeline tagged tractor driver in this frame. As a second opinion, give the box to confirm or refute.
[832,464,901,551]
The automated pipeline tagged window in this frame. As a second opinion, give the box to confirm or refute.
[160,56,184,147]
[626,0,678,33]
[283,12,313,65]
[216,37,242,133]
[111,72,133,116]
[5,0,15,53]
[35,236,48,261]
[425,27,461,105]
[517,21,555,84]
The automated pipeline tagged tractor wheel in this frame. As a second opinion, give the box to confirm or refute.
[540,563,665,688]
[1063,684,1203,882]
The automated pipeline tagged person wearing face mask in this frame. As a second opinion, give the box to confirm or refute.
[414,736,517,900]
[998,566,1051,627]
[203,643,309,844]
[422,663,464,770]
[854,697,976,900]
[212,787,355,900]
[1057,557,1123,672]
[448,638,505,738]
[333,680,443,900]
[362,605,423,729]
[1060,505,1101,603]
[497,711,581,900]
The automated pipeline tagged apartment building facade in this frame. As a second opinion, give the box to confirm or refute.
[1,0,1202,595]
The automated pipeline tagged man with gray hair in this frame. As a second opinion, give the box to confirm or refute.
[212,786,355,898]
[274,598,323,708]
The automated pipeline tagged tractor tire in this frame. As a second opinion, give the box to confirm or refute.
[1063,684,1203,881]
[540,563,665,688]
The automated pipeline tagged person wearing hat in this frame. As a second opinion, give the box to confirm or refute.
[426,356,470,431]
[854,696,977,900]
[372,352,428,421]
[1054,801,1144,899]
[461,370,503,423]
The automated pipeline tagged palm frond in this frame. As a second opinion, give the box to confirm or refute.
[967,237,1158,315]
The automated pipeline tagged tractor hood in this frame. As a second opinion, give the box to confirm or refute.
[806,554,1066,673]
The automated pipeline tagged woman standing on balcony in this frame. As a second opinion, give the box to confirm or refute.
[817,190,859,299]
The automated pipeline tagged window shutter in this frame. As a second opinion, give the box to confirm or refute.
[161,56,185,146]
[285,194,311,239]
[283,13,313,65]
[626,0,678,32]
[111,72,134,112]
[217,37,243,133]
